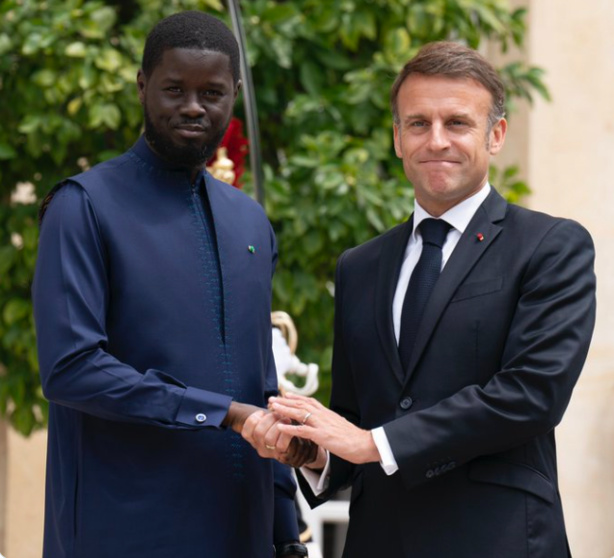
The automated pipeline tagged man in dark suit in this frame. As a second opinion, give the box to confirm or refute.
[33,11,309,558]
[244,41,596,557]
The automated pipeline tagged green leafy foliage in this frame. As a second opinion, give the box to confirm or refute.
[0,0,548,434]
[0,0,143,435]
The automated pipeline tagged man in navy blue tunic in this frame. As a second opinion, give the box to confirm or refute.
[33,11,306,558]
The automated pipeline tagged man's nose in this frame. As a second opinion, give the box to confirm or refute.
[180,93,205,117]
[427,123,451,150]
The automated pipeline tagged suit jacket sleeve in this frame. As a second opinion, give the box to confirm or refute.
[296,249,360,506]
[383,218,596,490]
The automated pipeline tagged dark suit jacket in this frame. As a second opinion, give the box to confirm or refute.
[33,136,297,558]
[301,189,596,558]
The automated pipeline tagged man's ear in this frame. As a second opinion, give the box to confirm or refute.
[489,117,507,155]
[393,124,403,159]
[234,79,242,102]
[136,69,146,105]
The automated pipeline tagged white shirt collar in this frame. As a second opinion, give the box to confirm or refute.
[412,183,491,236]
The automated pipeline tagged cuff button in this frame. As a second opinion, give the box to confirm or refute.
[195,413,207,423]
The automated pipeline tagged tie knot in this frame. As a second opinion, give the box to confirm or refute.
[419,218,450,248]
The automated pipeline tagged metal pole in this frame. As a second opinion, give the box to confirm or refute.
[227,0,265,207]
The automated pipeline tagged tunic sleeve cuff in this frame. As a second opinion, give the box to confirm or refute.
[175,386,232,428]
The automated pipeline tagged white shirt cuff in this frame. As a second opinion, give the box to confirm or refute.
[372,427,399,475]
[300,451,331,496]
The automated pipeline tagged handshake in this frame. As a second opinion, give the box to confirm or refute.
[222,392,380,469]
[222,393,326,470]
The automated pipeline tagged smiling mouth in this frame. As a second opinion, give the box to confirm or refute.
[421,160,460,166]
[175,125,206,138]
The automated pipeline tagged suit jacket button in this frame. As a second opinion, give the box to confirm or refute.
[399,397,413,410]
[195,413,207,423]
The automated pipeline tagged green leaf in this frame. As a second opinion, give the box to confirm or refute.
[100,74,125,93]
[11,405,36,437]
[89,103,121,129]
[17,115,42,134]
[21,227,39,250]
[262,4,298,25]
[303,231,323,256]
[21,32,43,55]
[289,155,318,168]
[0,33,12,56]
[32,69,57,87]
[2,298,30,326]
[0,246,16,276]
[80,6,117,39]
[503,165,520,179]
[314,49,352,71]
[383,27,411,63]
[270,36,293,69]
[67,97,83,115]
[65,41,87,58]
[78,63,96,89]
[95,48,123,72]
[299,60,324,96]
[0,143,17,160]
[354,10,377,41]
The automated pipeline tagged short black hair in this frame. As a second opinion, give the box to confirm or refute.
[141,11,240,84]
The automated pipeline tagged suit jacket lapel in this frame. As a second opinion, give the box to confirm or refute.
[404,189,508,385]
[375,217,413,385]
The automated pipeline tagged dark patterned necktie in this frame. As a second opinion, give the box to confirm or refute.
[398,218,451,371]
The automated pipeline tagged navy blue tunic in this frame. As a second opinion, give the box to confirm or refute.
[33,136,297,558]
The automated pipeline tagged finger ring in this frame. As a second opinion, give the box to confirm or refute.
[265,444,276,450]
[302,412,312,425]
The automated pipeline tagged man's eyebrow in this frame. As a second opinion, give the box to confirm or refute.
[159,76,182,84]
[159,76,230,89]
[400,113,427,126]
[401,112,476,124]
[447,112,475,121]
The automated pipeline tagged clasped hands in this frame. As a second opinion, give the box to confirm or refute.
[227,393,381,469]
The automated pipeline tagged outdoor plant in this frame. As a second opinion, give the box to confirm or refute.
[0,0,548,435]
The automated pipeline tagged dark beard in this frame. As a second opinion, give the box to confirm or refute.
[143,109,229,169]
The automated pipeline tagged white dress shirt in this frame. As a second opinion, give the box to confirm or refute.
[303,184,492,493]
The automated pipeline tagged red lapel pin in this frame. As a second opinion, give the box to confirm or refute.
[476,233,484,242]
